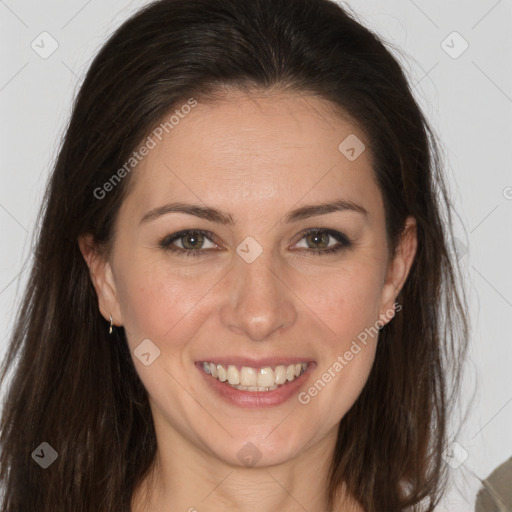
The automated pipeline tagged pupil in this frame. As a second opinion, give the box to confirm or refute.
[309,231,328,248]
[184,232,203,249]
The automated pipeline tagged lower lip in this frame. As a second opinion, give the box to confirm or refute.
[195,362,315,408]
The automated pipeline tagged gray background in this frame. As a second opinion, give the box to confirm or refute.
[1,0,511,510]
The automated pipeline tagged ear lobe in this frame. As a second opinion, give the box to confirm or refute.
[77,234,123,326]
[378,216,418,324]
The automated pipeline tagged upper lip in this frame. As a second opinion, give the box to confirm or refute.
[195,357,314,367]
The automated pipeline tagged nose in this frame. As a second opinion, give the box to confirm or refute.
[219,246,297,342]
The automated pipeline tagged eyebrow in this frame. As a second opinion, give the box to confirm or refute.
[139,199,368,225]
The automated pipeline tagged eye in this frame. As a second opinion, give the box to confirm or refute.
[293,228,352,255]
[160,229,218,257]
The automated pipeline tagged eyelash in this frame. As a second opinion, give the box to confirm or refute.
[159,228,352,258]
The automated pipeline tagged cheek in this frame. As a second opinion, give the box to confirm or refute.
[295,260,385,343]
[113,256,218,351]
[292,263,384,416]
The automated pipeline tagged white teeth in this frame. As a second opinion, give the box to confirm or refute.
[227,365,240,385]
[200,361,309,391]
[240,366,257,387]
[217,365,227,382]
[257,367,275,387]
[235,384,278,391]
[274,365,287,385]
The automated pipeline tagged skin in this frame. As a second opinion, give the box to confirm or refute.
[79,90,417,512]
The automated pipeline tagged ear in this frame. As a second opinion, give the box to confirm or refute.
[378,215,417,326]
[77,234,124,327]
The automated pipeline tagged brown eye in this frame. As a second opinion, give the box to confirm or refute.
[294,229,352,255]
[304,230,331,249]
[180,231,205,250]
[160,229,218,257]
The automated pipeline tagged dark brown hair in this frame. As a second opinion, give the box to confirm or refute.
[0,0,468,510]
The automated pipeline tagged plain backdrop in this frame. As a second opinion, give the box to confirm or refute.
[1,1,511,510]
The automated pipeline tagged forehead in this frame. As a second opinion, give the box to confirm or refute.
[119,91,382,222]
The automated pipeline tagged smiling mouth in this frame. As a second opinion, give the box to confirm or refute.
[199,361,309,392]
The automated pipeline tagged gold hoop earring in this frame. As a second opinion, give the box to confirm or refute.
[109,315,113,335]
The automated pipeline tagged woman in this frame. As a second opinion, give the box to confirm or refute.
[0,0,469,510]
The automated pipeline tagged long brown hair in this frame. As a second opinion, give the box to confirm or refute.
[0,0,469,510]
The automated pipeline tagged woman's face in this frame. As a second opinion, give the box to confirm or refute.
[81,91,416,470]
